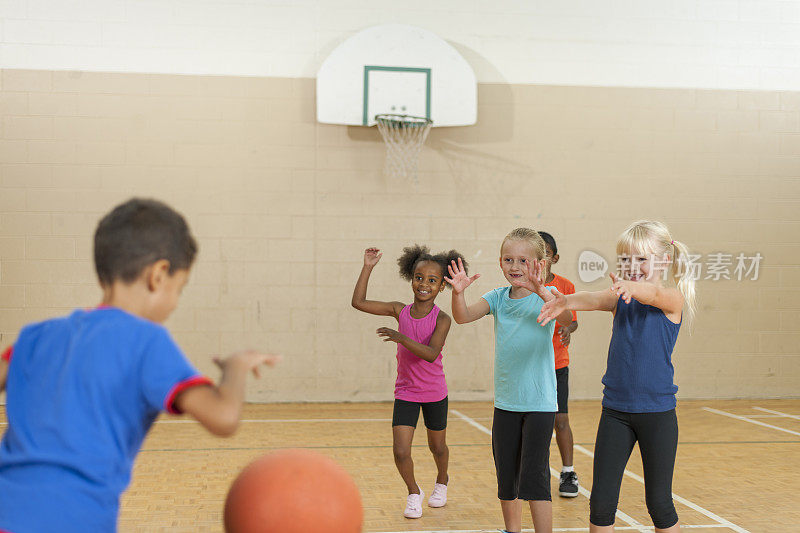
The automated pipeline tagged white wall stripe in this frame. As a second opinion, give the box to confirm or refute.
[1,0,799,90]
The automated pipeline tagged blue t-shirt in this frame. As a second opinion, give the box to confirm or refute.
[0,308,210,533]
[603,297,681,413]
[482,287,557,412]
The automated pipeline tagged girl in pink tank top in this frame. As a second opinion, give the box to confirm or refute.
[352,244,468,519]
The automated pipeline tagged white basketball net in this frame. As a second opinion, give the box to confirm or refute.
[375,114,433,182]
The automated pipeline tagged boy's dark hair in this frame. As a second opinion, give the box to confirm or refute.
[538,231,557,256]
[94,198,198,285]
[397,244,467,286]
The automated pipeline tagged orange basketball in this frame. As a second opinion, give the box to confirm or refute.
[224,448,363,533]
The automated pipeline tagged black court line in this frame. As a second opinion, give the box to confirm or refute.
[139,443,491,452]
[139,439,800,453]
[576,440,800,446]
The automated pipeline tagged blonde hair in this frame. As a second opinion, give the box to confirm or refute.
[616,220,697,325]
[501,227,549,281]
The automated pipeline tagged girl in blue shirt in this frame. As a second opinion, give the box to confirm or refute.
[538,220,697,533]
[447,227,573,533]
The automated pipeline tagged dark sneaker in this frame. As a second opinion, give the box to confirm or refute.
[559,470,579,498]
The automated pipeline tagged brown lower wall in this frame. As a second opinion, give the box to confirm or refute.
[1,69,799,401]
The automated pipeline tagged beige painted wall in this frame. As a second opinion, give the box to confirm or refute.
[1,69,798,402]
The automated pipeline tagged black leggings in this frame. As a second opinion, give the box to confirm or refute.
[589,407,679,529]
[492,409,555,501]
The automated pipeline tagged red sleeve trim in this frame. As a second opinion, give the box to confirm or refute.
[164,375,213,414]
[1,346,12,363]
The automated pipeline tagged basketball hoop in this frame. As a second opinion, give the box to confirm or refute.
[374,114,433,182]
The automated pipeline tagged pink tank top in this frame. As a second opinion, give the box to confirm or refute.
[394,304,448,403]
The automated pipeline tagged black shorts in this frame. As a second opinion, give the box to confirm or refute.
[492,408,555,501]
[556,366,569,414]
[392,397,448,431]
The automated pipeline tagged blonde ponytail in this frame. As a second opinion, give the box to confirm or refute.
[671,239,697,326]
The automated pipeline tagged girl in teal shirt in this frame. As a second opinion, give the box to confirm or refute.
[446,227,573,533]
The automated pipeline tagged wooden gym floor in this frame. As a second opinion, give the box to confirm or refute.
[2,399,798,532]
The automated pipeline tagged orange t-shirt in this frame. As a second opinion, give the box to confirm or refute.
[545,273,577,370]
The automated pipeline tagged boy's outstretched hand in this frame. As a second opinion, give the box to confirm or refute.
[214,351,281,378]
[444,257,480,294]
[364,247,382,267]
[538,290,568,326]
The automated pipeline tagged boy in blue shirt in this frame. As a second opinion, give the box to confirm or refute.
[0,198,279,533]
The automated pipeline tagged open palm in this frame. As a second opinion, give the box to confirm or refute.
[538,290,567,326]
[516,259,545,293]
[363,247,382,267]
[444,257,480,294]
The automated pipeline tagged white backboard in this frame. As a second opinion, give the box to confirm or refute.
[317,24,477,127]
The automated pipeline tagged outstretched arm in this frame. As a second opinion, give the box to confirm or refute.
[515,260,573,327]
[377,312,452,363]
[538,288,618,326]
[351,247,404,318]
[609,272,683,315]
[174,351,280,436]
[445,258,489,324]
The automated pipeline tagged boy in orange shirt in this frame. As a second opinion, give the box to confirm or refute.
[539,231,580,498]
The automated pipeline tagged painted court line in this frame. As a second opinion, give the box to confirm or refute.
[152,417,493,424]
[0,415,494,427]
[155,418,392,424]
[572,442,750,533]
[752,406,800,421]
[452,409,749,533]
[376,527,730,533]
[450,409,649,533]
[703,407,800,437]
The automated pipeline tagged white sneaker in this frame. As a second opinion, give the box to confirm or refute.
[428,482,447,507]
[403,488,424,519]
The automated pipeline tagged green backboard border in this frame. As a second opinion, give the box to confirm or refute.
[362,66,431,126]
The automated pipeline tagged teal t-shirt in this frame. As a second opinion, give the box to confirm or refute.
[482,286,558,412]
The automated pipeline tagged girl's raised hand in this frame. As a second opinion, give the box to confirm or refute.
[609,272,634,304]
[516,258,545,293]
[364,247,382,267]
[537,290,568,326]
[444,257,480,294]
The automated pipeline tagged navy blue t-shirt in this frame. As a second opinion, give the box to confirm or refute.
[602,297,681,413]
[0,308,210,533]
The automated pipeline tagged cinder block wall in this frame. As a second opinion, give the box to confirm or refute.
[1,69,798,401]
